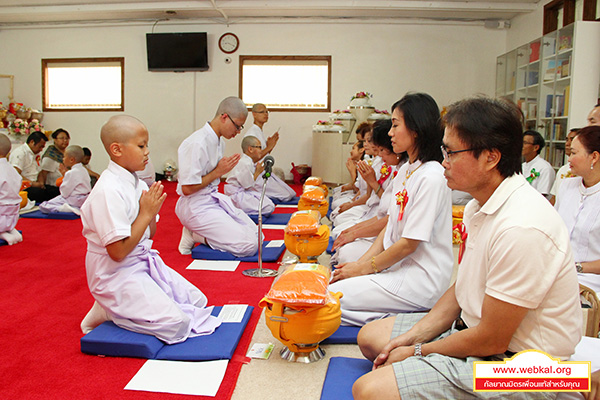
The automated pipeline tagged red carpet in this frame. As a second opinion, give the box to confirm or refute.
[0,180,299,399]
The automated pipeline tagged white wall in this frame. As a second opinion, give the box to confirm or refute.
[0,21,507,177]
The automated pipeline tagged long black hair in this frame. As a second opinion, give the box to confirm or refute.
[391,92,443,163]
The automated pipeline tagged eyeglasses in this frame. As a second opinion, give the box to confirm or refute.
[254,110,269,114]
[250,145,262,149]
[522,141,535,145]
[225,114,244,131]
[440,145,478,162]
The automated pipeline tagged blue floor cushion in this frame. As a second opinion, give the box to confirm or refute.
[191,240,286,262]
[321,325,360,344]
[272,196,300,205]
[20,210,80,220]
[249,213,292,225]
[320,357,373,400]
[81,305,253,361]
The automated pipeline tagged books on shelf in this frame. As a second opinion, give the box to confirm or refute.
[558,35,572,51]
[560,57,570,78]
[545,94,554,117]
[528,103,537,120]
[553,147,565,168]
[529,42,540,63]
[527,71,539,86]
[564,86,570,116]
[553,122,565,140]
[544,60,556,81]
[555,94,565,117]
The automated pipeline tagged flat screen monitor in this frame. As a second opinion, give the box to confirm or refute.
[146,32,209,72]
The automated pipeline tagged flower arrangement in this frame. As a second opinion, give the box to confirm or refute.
[316,120,330,125]
[333,121,343,126]
[28,119,44,133]
[374,109,390,114]
[333,109,351,114]
[351,91,372,101]
[10,118,28,135]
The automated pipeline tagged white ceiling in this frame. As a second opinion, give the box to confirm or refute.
[0,0,541,26]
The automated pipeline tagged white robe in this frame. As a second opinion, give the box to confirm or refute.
[244,124,295,201]
[224,153,275,215]
[39,163,91,214]
[556,177,600,293]
[81,160,221,344]
[330,160,453,326]
[330,157,381,224]
[0,158,22,233]
[176,122,259,257]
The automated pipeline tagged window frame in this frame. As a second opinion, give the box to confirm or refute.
[42,57,125,112]
[238,55,331,113]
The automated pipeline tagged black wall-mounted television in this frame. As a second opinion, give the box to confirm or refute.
[146,32,209,72]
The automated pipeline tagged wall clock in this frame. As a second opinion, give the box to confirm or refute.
[218,32,239,54]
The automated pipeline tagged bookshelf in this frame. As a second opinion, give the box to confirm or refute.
[496,21,600,169]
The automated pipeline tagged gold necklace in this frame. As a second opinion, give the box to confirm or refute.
[403,163,423,184]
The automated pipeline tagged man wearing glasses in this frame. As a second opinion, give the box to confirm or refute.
[522,130,555,200]
[175,96,259,257]
[243,102,296,202]
[353,97,581,400]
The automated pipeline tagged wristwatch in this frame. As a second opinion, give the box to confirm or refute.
[414,343,423,357]
[576,262,583,273]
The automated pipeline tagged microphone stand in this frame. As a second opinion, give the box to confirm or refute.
[243,168,278,278]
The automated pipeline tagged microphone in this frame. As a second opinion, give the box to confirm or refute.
[263,155,274,179]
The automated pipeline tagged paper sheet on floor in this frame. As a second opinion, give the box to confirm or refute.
[186,260,240,271]
[262,224,286,230]
[125,359,228,396]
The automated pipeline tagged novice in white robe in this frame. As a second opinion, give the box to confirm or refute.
[244,123,296,201]
[39,146,91,215]
[225,136,275,216]
[0,134,23,245]
[176,98,259,257]
[80,115,220,344]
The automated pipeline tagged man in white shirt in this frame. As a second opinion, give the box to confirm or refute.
[243,103,296,202]
[9,131,53,202]
[176,96,259,257]
[353,97,581,400]
[522,130,555,200]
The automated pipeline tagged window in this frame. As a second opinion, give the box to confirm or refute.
[239,56,331,112]
[42,57,124,111]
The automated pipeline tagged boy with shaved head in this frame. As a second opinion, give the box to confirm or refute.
[244,102,296,202]
[80,115,220,344]
[39,145,91,215]
[224,135,275,216]
[0,133,23,245]
[176,96,260,256]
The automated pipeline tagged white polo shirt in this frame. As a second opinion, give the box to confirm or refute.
[9,143,41,182]
[457,174,581,360]
[522,154,555,196]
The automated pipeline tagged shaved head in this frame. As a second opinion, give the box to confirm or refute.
[215,96,248,120]
[100,115,147,153]
[241,135,260,153]
[0,133,11,157]
[64,145,85,163]
[252,103,266,113]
